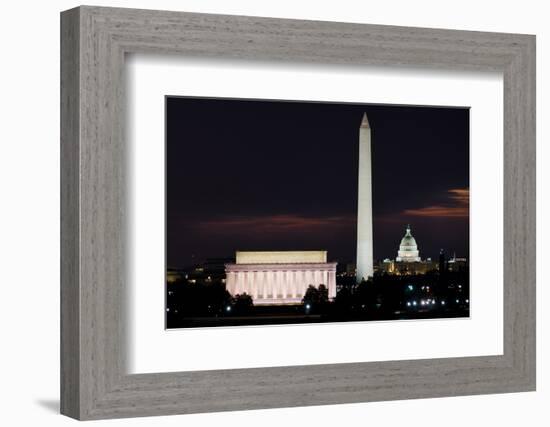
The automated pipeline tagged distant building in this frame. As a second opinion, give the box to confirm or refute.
[448,254,468,272]
[378,225,436,275]
[166,269,184,283]
[225,251,337,305]
[439,249,447,275]
[167,257,234,285]
[396,225,421,262]
[345,263,357,276]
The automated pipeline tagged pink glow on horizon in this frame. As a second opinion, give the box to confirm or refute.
[402,188,469,218]
[196,214,356,235]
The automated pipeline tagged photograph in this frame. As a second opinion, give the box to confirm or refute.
[165,97,470,328]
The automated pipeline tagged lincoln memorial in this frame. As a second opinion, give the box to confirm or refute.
[225,251,337,305]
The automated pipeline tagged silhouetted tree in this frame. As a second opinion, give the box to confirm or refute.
[233,293,253,315]
[318,284,329,304]
[303,285,319,306]
[302,284,329,313]
[166,280,232,319]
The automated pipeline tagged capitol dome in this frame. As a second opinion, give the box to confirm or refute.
[396,225,421,262]
[400,231,417,248]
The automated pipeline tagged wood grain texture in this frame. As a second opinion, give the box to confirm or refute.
[60,5,536,420]
[60,7,80,419]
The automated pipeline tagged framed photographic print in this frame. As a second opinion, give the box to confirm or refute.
[164,97,471,329]
[61,6,536,420]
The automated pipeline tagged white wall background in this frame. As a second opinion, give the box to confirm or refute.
[0,0,546,425]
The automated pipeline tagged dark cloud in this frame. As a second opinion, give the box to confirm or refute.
[403,188,469,218]
[196,214,356,235]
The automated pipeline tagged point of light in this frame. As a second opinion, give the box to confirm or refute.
[466,299,469,303]
[413,301,417,306]
[226,306,231,312]
[441,301,446,305]
[407,302,411,307]
[456,299,460,303]
[306,304,311,310]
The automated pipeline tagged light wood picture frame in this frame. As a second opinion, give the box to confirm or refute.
[60,5,536,420]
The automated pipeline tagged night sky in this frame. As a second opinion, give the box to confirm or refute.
[166,97,469,268]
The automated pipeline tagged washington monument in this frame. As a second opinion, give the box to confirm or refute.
[356,113,374,283]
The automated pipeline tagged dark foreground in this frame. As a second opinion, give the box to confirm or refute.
[167,303,469,329]
[166,270,470,329]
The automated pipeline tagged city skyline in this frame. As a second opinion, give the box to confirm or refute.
[166,97,469,268]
